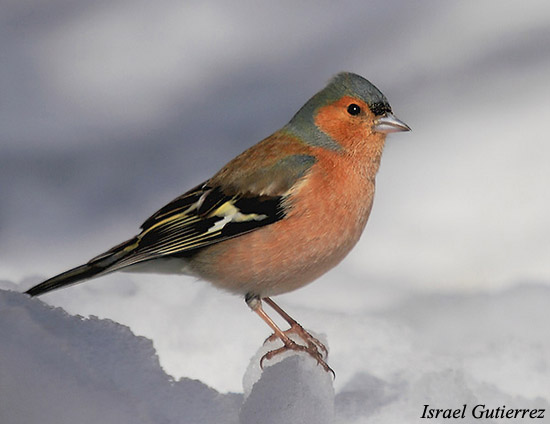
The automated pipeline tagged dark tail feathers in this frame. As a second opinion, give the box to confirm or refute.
[25,237,138,297]
[25,263,110,296]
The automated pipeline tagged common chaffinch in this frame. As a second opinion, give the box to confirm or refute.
[26,72,410,373]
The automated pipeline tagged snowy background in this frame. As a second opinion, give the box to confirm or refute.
[2,1,550,422]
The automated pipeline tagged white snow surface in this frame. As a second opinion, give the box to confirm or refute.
[1,283,548,423]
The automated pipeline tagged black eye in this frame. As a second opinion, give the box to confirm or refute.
[347,103,361,116]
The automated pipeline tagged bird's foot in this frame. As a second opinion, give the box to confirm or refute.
[264,322,328,358]
[260,338,335,377]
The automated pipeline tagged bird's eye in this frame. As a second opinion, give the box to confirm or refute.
[347,104,361,116]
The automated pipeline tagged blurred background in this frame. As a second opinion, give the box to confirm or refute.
[2,1,549,393]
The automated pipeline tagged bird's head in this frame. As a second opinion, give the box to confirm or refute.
[284,72,410,152]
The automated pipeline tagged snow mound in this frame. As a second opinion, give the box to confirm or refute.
[1,289,337,424]
[2,285,550,423]
[241,355,334,424]
[0,289,242,424]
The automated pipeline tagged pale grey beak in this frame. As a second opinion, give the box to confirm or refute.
[374,113,411,133]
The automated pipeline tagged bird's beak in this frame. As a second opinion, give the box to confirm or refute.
[373,113,411,133]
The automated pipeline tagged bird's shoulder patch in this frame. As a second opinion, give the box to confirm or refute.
[212,152,317,197]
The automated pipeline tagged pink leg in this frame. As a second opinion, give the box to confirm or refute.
[246,295,334,376]
[263,297,328,357]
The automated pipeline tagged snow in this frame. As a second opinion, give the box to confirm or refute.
[2,283,548,423]
[0,287,242,424]
[241,356,334,424]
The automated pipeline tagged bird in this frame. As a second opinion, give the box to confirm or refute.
[25,72,410,373]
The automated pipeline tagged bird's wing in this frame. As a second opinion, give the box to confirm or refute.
[104,153,317,270]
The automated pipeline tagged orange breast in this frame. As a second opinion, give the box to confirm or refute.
[188,148,376,297]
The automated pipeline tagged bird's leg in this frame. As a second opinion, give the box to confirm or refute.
[245,294,334,376]
[263,297,328,358]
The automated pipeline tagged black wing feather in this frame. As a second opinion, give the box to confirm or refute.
[107,184,286,270]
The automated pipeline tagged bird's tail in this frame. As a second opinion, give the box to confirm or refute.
[25,263,110,296]
[25,237,138,297]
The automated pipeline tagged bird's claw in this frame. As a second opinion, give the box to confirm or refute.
[263,323,328,358]
[260,337,335,377]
